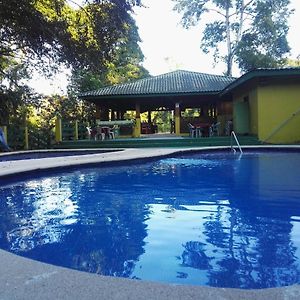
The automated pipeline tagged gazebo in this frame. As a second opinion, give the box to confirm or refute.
[79,70,235,137]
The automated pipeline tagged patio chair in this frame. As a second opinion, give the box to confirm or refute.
[209,122,221,137]
[95,127,105,140]
[111,125,119,138]
[108,127,115,139]
[188,123,197,138]
[225,120,233,136]
[86,127,92,140]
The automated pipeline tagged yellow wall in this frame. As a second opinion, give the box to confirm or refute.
[257,83,300,143]
[233,85,258,135]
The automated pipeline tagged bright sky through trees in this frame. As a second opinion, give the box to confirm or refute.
[134,0,300,76]
[29,0,300,94]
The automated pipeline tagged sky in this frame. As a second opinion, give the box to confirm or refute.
[29,0,300,95]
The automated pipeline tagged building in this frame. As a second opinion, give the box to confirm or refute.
[79,68,300,144]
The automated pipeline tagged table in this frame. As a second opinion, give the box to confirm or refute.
[194,123,211,137]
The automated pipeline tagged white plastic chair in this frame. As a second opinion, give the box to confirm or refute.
[95,127,105,140]
[209,122,220,137]
[86,127,92,140]
[188,123,197,138]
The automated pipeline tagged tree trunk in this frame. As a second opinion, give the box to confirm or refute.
[225,1,232,76]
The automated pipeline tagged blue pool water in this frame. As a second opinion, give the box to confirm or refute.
[0,151,300,289]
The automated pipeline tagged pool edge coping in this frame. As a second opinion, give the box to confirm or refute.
[1,145,300,179]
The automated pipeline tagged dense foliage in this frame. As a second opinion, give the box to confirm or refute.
[0,0,143,71]
[173,0,292,75]
[0,0,147,149]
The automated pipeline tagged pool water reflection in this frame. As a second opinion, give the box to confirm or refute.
[0,151,300,289]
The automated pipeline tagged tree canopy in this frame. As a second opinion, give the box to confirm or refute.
[0,0,143,72]
[0,0,147,125]
[173,0,293,75]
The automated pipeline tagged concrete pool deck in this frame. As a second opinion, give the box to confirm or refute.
[1,146,300,299]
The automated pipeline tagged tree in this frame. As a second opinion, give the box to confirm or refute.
[0,0,143,72]
[0,0,147,149]
[173,0,293,75]
[0,56,37,124]
[286,56,300,67]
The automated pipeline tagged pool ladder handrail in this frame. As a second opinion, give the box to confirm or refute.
[230,131,243,154]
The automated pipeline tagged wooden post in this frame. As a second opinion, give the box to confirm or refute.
[134,102,141,138]
[95,105,101,124]
[55,115,62,143]
[175,102,181,136]
[147,110,152,123]
[74,120,79,141]
[24,126,29,150]
[24,115,29,150]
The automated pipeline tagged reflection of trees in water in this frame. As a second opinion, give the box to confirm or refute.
[0,172,150,278]
[181,241,211,270]
[67,193,149,277]
[179,201,300,288]
[176,153,300,288]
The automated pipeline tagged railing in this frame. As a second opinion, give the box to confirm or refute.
[263,107,300,143]
[230,131,243,154]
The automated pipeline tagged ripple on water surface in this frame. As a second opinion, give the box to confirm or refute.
[0,151,300,288]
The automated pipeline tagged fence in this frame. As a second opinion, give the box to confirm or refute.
[1,117,136,150]
[1,117,82,150]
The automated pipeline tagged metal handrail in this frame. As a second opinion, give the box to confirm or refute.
[230,131,243,154]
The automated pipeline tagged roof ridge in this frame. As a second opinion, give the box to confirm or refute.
[90,69,236,92]
[79,69,237,97]
[158,69,237,79]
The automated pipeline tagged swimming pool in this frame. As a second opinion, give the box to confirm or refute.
[0,150,300,289]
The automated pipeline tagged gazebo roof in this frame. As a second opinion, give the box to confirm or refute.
[78,68,300,113]
[79,70,236,99]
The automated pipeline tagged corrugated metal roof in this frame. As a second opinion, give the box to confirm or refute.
[221,67,300,95]
[79,70,236,98]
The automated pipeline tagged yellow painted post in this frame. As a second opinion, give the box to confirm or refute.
[134,103,141,138]
[74,120,79,141]
[24,126,29,150]
[175,102,181,136]
[55,115,62,143]
[23,115,29,150]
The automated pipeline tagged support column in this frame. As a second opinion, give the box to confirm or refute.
[24,126,29,150]
[24,115,29,150]
[175,102,181,136]
[100,108,109,121]
[134,102,141,138]
[117,111,122,120]
[147,110,152,123]
[111,110,117,121]
[55,115,62,143]
[95,105,101,123]
[74,120,79,141]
